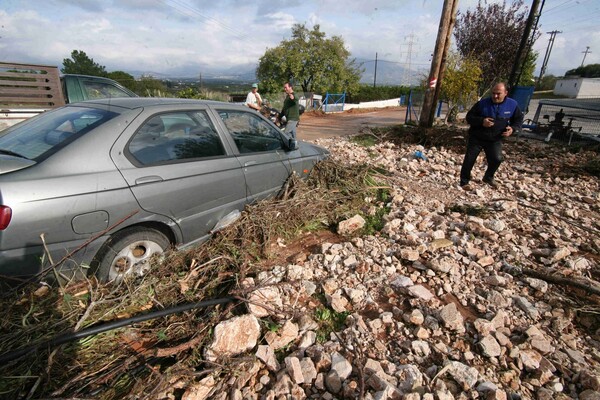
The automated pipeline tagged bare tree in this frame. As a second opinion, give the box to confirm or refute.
[454,0,532,93]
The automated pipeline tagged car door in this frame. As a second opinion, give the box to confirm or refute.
[111,106,246,246]
[212,107,294,202]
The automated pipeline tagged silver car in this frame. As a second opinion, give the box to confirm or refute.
[0,98,328,281]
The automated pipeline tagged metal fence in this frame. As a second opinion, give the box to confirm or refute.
[322,92,346,113]
[525,98,600,144]
[405,89,425,124]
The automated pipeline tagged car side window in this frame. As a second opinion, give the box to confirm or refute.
[219,110,284,154]
[81,80,133,99]
[129,111,225,165]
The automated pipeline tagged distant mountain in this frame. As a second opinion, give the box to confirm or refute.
[356,57,425,86]
[126,63,257,81]
[125,59,425,86]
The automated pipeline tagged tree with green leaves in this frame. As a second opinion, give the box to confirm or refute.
[440,51,482,122]
[565,64,600,78]
[536,74,557,91]
[61,50,107,77]
[518,51,538,86]
[107,71,137,92]
[256,24,362,95]
[137,76,168,97]
[454,0,536,93]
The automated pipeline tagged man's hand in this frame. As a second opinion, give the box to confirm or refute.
[483,117,495,128]
[501,126,513,137]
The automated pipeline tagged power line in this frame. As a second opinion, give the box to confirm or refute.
[549,11,600,29]
[361,58,429,66]
[157,0,253,43]
[542,0,595,15]
[542,0,577,14]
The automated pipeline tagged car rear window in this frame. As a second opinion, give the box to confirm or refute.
[0,106,118,161]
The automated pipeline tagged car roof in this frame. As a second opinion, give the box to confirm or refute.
[77,97,232,110]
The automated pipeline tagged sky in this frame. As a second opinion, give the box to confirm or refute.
[1,0,599,83]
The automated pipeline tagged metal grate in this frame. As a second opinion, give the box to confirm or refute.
[530,98,600,140]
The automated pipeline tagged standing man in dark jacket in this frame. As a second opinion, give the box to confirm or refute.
[279,82,300,139]
[460,82,523,190]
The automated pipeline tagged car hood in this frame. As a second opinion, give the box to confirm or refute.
[0,154,36,174]
[298,141,330,157]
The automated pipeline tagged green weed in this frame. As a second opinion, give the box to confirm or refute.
[314,306,349,343]
[350,134,378,147]
[362,205,391,236]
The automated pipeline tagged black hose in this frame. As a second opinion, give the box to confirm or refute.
[0,296,237,364]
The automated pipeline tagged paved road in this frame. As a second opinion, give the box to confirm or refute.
[297,107,407,141]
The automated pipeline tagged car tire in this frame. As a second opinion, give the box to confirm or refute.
[92,227,170,282]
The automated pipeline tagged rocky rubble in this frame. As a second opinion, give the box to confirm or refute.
[182,136,600,399]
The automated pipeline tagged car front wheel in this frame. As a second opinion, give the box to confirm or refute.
[92,227,170,282]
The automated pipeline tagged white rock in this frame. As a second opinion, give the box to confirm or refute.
[338,214,366,235]
[479,335,502,358]
[205,315,261,361]
[408,285,435,301]
[330,352,353,380]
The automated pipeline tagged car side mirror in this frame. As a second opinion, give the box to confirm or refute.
[287,138,298,151]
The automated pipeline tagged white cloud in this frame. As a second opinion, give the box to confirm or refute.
[263,12,298,32]
[0,0,597,79]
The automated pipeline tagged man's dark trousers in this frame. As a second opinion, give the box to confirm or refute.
[460,135,503,186]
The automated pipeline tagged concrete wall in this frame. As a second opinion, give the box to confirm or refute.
[342,98,402,111]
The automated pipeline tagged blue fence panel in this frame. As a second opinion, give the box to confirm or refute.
[511,86,535,113]
[323,92,346,113]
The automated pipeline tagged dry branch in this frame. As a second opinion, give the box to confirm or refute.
[502,261,600,297]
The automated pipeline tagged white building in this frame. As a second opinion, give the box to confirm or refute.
[553,77,600,98]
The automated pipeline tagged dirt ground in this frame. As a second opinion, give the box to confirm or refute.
[297,106,407,141]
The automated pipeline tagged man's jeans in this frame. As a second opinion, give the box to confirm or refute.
[460,136,503,186]
[284,120,298,139]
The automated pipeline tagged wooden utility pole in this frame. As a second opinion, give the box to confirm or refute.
[419,0,459,128]
[508,0,542,90]
[431,0,459,124]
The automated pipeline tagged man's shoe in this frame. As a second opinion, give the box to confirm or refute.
[461,184,472,191]
[482,177,498,188]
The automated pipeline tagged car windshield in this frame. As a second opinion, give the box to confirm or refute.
[0,106,118,161]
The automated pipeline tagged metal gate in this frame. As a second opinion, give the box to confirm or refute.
[323,92,346,113]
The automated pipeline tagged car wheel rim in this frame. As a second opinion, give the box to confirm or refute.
[108,239,164,281]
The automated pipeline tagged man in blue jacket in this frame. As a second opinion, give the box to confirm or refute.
[460,82,523,190]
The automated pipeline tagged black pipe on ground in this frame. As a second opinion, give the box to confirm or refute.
[0,296,237,364]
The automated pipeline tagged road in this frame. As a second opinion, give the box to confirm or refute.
[296,106,407,141]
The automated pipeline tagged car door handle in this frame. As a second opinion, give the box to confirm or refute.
[135,175,164,185]
[244,161,257,167]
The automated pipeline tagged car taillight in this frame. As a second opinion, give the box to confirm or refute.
[0,206,12,230]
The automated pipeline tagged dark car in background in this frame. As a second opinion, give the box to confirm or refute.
[0,98,328,282]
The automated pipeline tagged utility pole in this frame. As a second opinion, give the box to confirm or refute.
[508,0,542,90]
[419,0,459,128]
[537,30,561,85]
[373,52,378,88]
[581,46,592,67]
